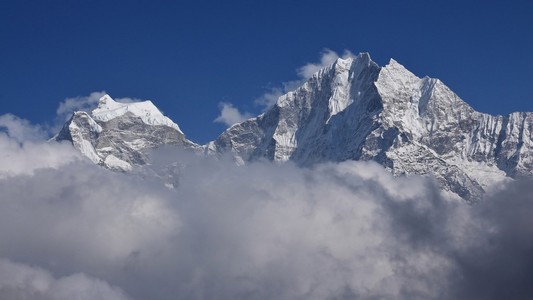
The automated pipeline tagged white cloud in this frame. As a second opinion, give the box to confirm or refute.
[254,80,301,108]
[0,259,130,300]
[209,49,361,119]
[256,49,356,109]
[0,133,81,179]
[297,49,355,80]
[55,91,107,122]
[297,49,340,79]
[0,114,48,142]
[0,129,532,299]
[214,102,253,127]
[254,86,284,108]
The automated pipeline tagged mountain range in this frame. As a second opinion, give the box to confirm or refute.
[54,53,533,202]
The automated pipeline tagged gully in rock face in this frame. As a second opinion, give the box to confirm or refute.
[55,53,533,202]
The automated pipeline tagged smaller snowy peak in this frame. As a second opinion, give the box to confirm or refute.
[385,58,405,69]
[380,59,419,83]
[375,59,421,111]
[97,94,117,110]
[91,94,183,133]
[323,53,373,76]
[333,56,353,72]
[336,52,373,66]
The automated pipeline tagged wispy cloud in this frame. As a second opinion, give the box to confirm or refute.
[214,102,253,127]
[254,80,301,108]
[216,49,357,125]
[0,114,48,142]
[55,91,107,122]
[297,49,341,79]
[255,49,355,109]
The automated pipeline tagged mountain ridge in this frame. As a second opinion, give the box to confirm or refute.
[55,53,533,201]
[54,95,198,171]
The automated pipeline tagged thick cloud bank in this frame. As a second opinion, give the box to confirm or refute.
[0,259,128,300]
[0,119,532,299]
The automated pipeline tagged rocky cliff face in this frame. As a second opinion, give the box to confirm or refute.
[55,95,198,171]
[208,53,532,201]
[55,53,533,201]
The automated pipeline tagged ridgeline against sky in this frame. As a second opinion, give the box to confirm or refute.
[1,1,532,143]
[1,2,533,299]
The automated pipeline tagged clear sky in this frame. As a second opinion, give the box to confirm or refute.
[1,0,532,143]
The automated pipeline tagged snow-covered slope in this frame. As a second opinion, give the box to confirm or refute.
[54,54,533,201]
[92,95,183,131]
[55,95,198,171]
[209,53,533,202]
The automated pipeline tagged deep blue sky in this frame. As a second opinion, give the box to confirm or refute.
[1,0,532,143]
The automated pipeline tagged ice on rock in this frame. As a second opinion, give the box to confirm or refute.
[55,54,533,202]
[92,95,183,134]
[104,154,132,171]
[211,53,533,202]
[55,94,198,169]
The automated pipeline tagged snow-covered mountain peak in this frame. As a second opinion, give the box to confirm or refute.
[210,53,533,201]
[317,53,374,77]
[91,94,183,133]
[55,94,198,171]
[385,58,405,68]
[380,59,419,88]
[54,53,533,202]
[333,56,353,72]
[97,94,115,108]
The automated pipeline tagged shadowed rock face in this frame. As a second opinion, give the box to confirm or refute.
[55,53,533,201]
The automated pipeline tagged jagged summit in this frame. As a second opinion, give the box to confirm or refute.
[210,53,533,201]
[92,94,183,133]
[55,94,196,171]
[55,54,533,201]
